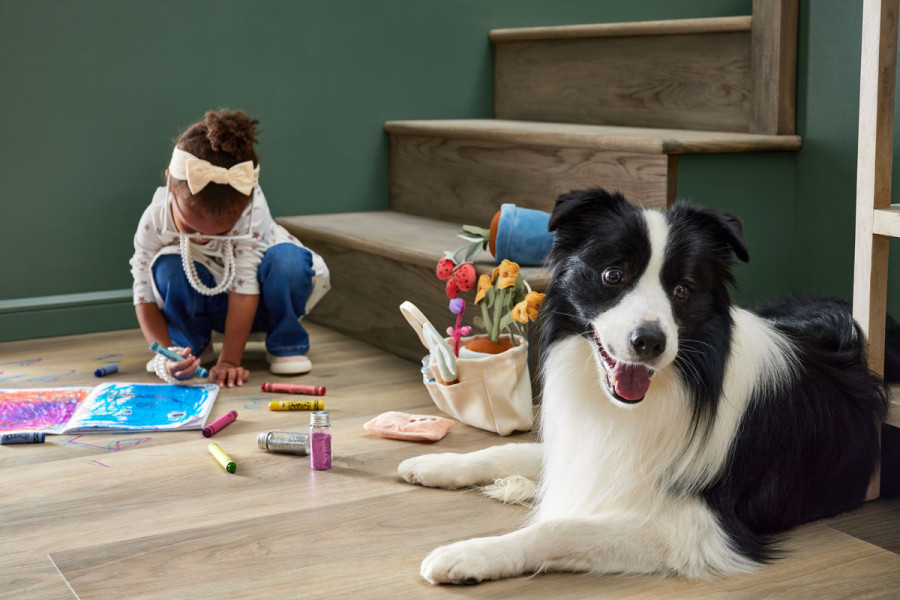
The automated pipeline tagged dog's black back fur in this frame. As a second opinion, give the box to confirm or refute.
[706,296,890,535]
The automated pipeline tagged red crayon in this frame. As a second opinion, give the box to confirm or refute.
[261,382,326,396]
[202,410,238,438]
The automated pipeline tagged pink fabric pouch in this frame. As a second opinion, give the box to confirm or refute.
[363,411,455,441]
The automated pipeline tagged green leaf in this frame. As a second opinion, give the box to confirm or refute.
[458,243,483,264]
[513,275,525,294]
[485,286,496,306]
[460,225,490,239]
[480,303,493,332]
[457,234,485,244]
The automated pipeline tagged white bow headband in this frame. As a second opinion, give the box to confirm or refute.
[169,147,260,195]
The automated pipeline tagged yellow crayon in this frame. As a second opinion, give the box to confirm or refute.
[208,442,236,473]
[268,399,324,411]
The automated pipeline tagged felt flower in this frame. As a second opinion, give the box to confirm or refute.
[493,260,519,289]
[511,291,545,323]
[510,301,530,324]
[474,274,492,304]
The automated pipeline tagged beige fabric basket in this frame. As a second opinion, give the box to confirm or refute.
[400,302,534,436]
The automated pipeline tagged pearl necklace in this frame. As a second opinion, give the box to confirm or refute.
[180,235,236,296]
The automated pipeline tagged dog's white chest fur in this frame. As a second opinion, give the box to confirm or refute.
[538,307,795,523]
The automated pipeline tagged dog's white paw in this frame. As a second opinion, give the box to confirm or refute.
[421,537,522,585]
[398,453,473,489]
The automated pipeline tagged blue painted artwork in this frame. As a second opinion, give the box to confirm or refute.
[64,383,219,433]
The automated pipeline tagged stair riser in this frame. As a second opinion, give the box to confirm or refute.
[390,133,673,224]
[304,238,467,362]
[494,31,752,132]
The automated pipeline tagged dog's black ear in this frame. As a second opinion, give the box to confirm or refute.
[548,187,629,233]
[677,204,750,263]
[709,210,750,263]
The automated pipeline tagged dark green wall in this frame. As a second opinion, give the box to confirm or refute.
[793,0,900,310]
[2,0,891,342]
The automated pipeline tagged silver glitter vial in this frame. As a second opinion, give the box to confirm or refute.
[257,431,310,455]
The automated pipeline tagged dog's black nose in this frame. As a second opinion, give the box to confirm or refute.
[630,327,666,359]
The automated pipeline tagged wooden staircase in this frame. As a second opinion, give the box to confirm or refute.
[279,0,801,363]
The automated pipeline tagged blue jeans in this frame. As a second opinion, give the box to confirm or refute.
[152,243,315,357]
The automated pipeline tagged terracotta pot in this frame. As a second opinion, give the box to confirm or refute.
[464,336,513,355]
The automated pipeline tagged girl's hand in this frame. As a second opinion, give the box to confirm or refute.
[167,347,202,381]
[210,360,250,388]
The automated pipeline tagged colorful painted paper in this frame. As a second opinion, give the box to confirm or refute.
[0,387,93,433]
[0,383,218,434]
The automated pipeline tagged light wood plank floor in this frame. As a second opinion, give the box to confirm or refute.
[1,324,899,599]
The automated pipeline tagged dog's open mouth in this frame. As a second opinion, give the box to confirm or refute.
[592,329,653,404]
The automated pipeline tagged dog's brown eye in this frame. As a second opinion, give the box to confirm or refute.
[673,284,690,301]
[603,268,625,285]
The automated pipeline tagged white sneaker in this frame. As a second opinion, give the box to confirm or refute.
[267,353,312,375]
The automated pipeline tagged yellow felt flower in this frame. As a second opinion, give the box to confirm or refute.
[474,274,492,304]
[523,291,545,321]
[493,260,520,289]
[510,300,530,324]
[511,292,545,324]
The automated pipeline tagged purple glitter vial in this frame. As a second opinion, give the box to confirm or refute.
[310,411,332,470]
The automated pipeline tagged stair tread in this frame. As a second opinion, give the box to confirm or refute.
[489,15,752,43]
[384,119,802,155]
[872,205,900,237]
[277,211,551,289]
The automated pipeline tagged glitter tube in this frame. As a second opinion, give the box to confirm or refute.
[261,382,326,396]
[311,432,332,470]
[310,411,332,470]
[257,431,310,455]
[202,410,238,438]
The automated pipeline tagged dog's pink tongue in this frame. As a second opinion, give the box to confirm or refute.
[612,363,652,401]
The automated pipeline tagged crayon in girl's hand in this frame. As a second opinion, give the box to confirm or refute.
[261,382,325,396]
[149,342,209,378]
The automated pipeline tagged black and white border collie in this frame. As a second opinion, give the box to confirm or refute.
[399,188,895,584]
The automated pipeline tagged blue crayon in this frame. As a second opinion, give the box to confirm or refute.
[149,342,209,378]
[1,432,46,444]
[94,364,119,377]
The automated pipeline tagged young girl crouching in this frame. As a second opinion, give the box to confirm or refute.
[130,109,329,387]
